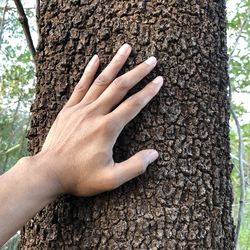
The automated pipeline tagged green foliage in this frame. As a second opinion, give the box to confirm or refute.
[0,2,35,174]
[228,0,250,248]
[1,233,20,250]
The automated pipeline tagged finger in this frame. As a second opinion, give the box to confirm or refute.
[107,76,163,134]
[81,43,132,105]
[65,54,99,108]
[104,149,159,190]
[95,56,158,114]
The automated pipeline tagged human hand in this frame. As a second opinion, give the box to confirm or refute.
[38,43,163,197]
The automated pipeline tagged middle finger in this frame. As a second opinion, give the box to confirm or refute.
[81,43,132,105]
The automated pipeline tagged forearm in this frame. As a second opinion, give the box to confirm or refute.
[0,154,61,246]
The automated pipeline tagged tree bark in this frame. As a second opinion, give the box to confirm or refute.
[20,0,234,249]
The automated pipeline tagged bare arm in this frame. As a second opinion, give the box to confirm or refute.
[0,44,163,246]
[0,155,60,245]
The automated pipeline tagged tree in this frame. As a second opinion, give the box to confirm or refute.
[0,0,35,174]
[19,0,235,249]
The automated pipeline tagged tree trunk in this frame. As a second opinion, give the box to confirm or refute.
[20,0,234,249]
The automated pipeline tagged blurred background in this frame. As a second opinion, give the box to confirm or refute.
[0,0,249,249]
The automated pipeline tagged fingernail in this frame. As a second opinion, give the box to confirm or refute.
[145,56,157,65]
[145,150,159,164]
[153,76,164,86]
[88,54,98,66]
[117,43,131,55]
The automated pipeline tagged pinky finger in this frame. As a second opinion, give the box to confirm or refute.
[65,54,99,108]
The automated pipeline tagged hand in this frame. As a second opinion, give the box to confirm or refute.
[38,43,163,197]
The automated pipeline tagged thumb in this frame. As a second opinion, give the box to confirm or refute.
[110,149,159,188]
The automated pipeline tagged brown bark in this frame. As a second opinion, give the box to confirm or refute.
[20,0,234,249]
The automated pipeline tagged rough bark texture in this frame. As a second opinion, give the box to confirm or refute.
[20,0,234,249]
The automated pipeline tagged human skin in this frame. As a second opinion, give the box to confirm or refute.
[0,43,163,246]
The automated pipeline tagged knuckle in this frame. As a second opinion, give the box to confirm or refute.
[101,117,112,128]
[137,163,147,175]
[147,84,158,96]
[113,53,126,64]
[133,65,143,76]
[100,117,116,133]
[138,63,151,75]
[109,115,123,131]
[143,60,155,69]
[58,107,67,116]
[104,171,119,190]
[129,96,145,108]
[113,76,123,86]
[113,53,127,63]
[57,106,72,120]
[112,77,127,91]
[80,104,97,119]
[83,70,93,78]
[74,83,87,92]
[94,74,109,86]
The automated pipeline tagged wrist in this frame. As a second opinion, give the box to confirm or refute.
[23,152,64,200]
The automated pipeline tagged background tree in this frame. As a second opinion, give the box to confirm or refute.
[15,0,236,249]
[227,1,250,248]
[0,0,35,174]
[0,1,36,248]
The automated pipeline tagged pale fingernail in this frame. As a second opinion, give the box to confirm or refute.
[153,76,164,86]
[145,56,157,65]
[88,54,98,66]
[145,150,159,164]
[117,43,131,55]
